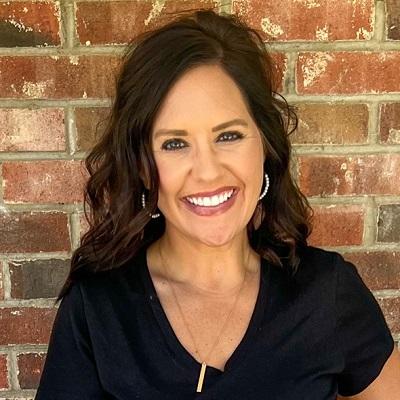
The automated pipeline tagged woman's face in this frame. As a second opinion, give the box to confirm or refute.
[150,64,266,247]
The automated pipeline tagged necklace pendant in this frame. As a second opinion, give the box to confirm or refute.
[196,362,207,392]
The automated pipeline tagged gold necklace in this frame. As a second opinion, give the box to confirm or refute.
[158,241,248,393]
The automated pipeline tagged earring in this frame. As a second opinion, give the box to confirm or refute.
[258,173,269,201]
[141,191,160,218]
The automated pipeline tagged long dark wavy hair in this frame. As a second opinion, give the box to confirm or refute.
[55,8,313,304]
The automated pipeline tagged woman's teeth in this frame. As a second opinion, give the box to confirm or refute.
[185,189,234,207]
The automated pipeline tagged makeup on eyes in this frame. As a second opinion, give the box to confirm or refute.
[160,130,245,151]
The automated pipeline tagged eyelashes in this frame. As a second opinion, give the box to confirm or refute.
[160,131,245,152]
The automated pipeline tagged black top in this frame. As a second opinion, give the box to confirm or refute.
[35,244,394,400]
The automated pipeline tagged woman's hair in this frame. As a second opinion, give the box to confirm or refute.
[55,7,313,304]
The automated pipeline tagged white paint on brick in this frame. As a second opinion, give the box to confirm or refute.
[144,0,165,26]
[5,18,33,32]
[293,0,321,9]
[69,55,79,65]
[21,80,53,98]
[356,27,373,40]
[340,162,347,170]
[85,40,91,46]
[261,17,284,37]
[302,53,333,88]
[316,25,329,41]
[388,129,400,144]
[10,310,22,315]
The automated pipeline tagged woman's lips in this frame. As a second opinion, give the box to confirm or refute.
[181,188,239,217]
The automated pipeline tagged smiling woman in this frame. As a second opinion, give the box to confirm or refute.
[35,7,399,400]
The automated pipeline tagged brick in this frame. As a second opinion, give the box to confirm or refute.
[387,0,400,40]
[0,307,57,345]
[10,259,70,299]
[233,0,374,41]
[380,103,400,144]
[297,52,400,94]
[271,53,287,92]
[0,56,120,99]
[342,251,400,291]
[377,204,400,243]
[308,205,364,247]
[0,1,61,47]
[377,297,400,334]
[17,353,46,389]
[298,155,400,196]
[0,354,8,389]
[0,108,65,152]
[75,107,110,151]
[76,0,218,45]
[0,212,70,253]
[3,160,88,204]
[292,103,368,144]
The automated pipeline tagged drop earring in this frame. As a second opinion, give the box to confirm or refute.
[141,191,160,218]
[258,173,269,200]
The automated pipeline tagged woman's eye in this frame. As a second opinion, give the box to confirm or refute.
[161,131,244,152]
[218,131,244,142]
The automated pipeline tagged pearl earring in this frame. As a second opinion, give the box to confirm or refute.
[141,192,160,218]
[258,173,269,200]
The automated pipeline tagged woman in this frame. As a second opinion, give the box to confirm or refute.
[35,9,400,400]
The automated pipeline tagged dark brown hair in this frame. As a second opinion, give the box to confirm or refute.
[55,8,313,304]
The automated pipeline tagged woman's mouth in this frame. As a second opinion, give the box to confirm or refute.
[181,188,239,216]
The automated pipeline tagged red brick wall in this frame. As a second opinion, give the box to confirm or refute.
[0,0,399,397]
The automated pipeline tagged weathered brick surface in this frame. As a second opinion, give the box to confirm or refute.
[0,1,61,47]
[75,107,110,151]
[9,259,70,299]
[2,160,88,204]
[292,103,368,144]
[0,56,120,99]
[0,307,57,345]
[342,251,400,291]
[308,205,364,246]
[386,0,400,40]
[0,354,8,389]
[297,52,400,94]
[17,353,46,389]
[377,204,400,243]
[76,0,218,45]
[377,297,400,334]
[233,0,374,41]
[0,212,70,253]
[0,108,65,152]
[298,155,400,196]
[380,103,400,144]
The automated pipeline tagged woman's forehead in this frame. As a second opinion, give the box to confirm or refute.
[152,66,252,133]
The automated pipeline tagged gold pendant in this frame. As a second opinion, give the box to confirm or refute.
[196,362,207,392]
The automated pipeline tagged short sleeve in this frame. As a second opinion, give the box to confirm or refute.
[35,282,105,399]
[335,254,395,397]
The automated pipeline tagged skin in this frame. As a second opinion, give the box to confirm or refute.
[145,64,266,295]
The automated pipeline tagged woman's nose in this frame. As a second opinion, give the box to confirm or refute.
[191,146,223,181]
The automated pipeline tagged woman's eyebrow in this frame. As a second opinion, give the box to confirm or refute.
[154,118,248,138]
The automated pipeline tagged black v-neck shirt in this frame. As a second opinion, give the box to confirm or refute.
[35,244,394,400]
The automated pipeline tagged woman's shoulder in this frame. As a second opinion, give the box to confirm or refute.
[77,248,147,299]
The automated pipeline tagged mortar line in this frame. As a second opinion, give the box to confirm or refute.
[374,0,386,42]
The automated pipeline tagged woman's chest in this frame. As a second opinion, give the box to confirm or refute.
[152,271,261,371]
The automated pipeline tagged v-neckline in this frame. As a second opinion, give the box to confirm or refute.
[139,243,270,381]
